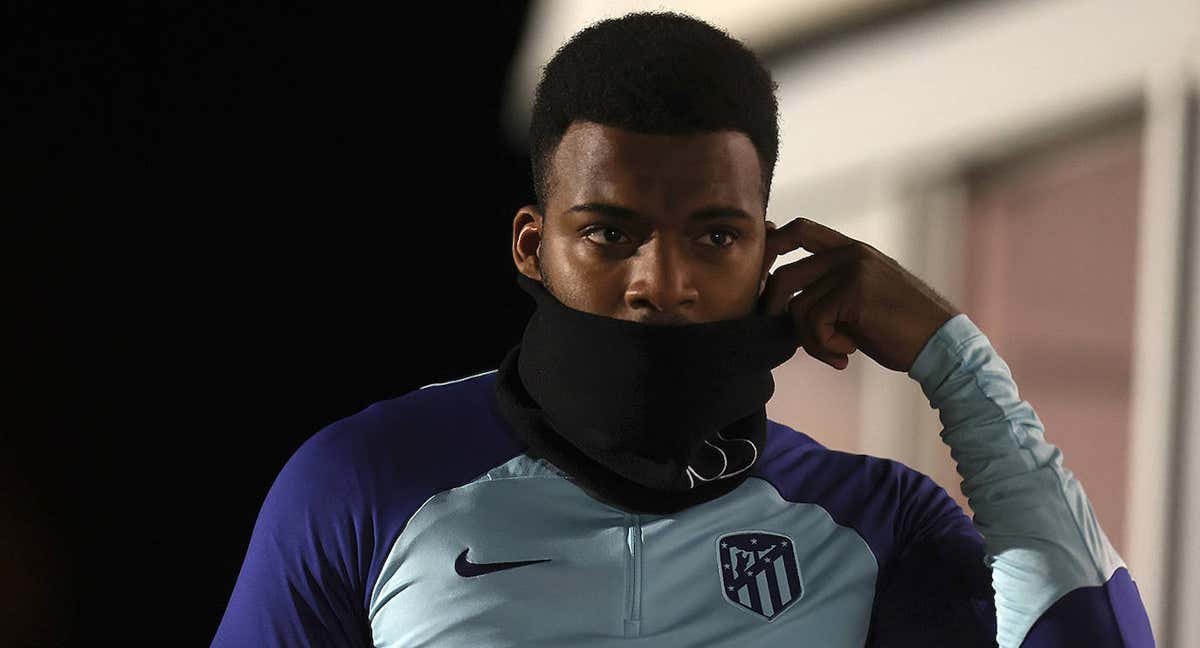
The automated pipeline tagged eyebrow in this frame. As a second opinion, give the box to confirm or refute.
[565,202,754,223]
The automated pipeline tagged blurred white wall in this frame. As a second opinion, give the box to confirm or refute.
[505,1,1200,644]
[760,4,1198,645]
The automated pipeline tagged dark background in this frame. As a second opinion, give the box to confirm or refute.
[5,3,536,645]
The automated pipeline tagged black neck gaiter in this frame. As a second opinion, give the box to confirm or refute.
[493,271,800,514]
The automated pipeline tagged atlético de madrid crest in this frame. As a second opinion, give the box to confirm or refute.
[716,530,804,621]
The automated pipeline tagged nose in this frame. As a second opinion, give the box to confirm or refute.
[624,235,699,324]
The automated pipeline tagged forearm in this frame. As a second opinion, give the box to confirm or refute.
[907,314,1130,647]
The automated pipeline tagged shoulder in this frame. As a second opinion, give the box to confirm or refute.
[756,418,942,505]
[754,419,975,568]
[255,369,526,604]
[286,368,523,497]
[267,370,529,544]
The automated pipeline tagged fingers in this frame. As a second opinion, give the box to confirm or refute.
[762,243,859,315]
[760,219,864,371]
[785,272,858,369]
[765,216,858,258]
[803,286,859,370]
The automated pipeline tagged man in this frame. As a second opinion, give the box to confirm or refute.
[212,11,1154,647]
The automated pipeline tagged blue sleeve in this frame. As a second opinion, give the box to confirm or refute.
[866,458,998,646]
[210,425,374,647]
[906,313,1155,647]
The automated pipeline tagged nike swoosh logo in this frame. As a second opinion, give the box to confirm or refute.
[455,548,551,577]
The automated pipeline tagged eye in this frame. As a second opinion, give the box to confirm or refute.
[700,228,740,248]
[582,225,632,246]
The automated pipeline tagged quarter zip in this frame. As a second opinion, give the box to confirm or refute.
[623,514,643,637]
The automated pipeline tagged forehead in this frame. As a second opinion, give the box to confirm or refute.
[549,120,763,215]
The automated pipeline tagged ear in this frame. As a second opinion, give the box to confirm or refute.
[759,220,778,295]
[512,205,544,281]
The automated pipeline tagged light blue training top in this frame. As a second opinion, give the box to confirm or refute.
[211,314,1155,647]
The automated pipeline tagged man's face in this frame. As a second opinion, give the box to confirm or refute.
[512,120,777,325]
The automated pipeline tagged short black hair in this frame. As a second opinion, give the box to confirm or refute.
[528,10,781,218]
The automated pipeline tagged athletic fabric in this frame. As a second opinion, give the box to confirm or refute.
[211,314,1154,647]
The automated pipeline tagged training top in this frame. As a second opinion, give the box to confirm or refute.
[211,313,1156,647]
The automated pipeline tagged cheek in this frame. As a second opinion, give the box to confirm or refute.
[545,252,625,308]
[697,266,762,315]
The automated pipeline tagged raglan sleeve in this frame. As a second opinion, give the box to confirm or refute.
[210,425,374,648]
[901,313,1155,647]
[864,455,998,646]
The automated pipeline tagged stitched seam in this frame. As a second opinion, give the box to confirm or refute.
[748,475,880,577]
